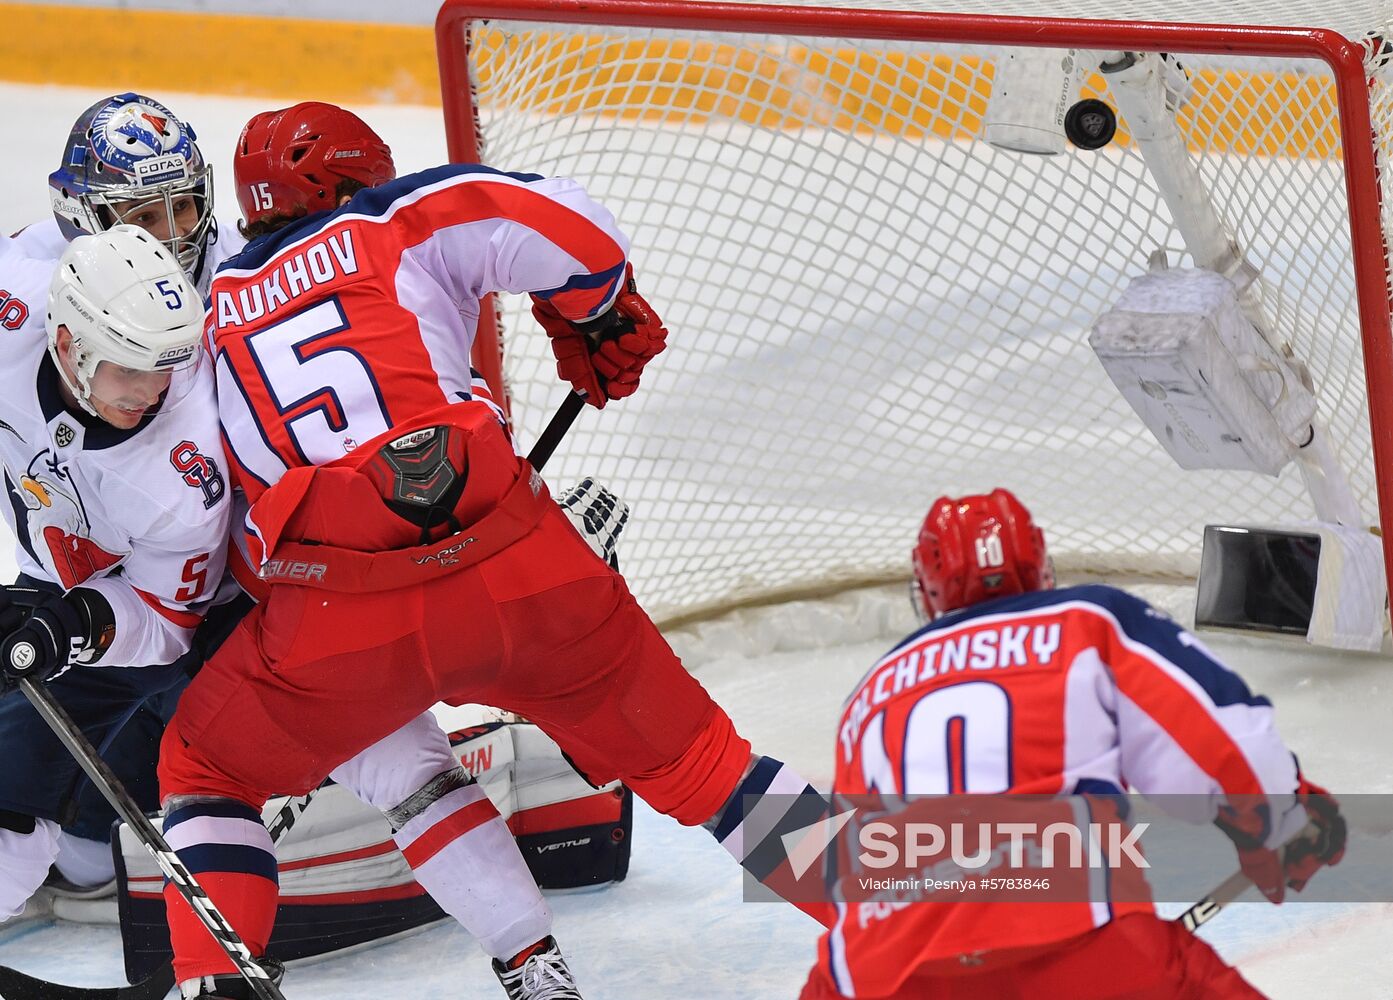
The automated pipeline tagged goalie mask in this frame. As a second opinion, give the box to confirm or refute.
[46,226,206,429]
[911,488,1053,621]
[234,101,396,227]
[48,93,214,278]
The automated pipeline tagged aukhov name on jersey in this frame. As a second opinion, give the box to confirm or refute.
[215,231,359,327]
[840,622,1062,759]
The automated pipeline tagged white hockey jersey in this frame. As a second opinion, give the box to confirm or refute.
[0,233,232,668]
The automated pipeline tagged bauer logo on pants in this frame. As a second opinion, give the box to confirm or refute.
[260,559,327,583]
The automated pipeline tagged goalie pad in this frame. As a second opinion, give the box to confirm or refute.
[114,722,631,983]
[1090,267,1317,475]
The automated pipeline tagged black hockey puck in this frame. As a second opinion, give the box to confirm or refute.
[1064,99,1117,150]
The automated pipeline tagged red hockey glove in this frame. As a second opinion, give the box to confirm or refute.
[1283,777,1346,892]
[1214,802,1287,904]
[1214,778,1347,904]
[530,265,668,409]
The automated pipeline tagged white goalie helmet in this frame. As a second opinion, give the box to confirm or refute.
[46,224,205,425]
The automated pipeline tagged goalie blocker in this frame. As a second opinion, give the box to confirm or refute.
[113,722,631,984]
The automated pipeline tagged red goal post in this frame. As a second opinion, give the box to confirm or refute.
[435,0,1393,627]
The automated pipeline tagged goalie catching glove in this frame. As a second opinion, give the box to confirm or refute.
[0,585,114,689]
[558,478,629,570]
[531,264,667,408]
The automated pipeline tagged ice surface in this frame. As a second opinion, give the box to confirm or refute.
[0,85,1390,998]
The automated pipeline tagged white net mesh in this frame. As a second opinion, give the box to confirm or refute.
[446,2,1393,624]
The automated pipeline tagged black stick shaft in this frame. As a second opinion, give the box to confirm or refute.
[526,390,586,471]
[18,679,286,1000]
[0,787,322,1000]
[1175,867,1252,931]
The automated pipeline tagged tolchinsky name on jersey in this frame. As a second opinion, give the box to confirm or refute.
[214,230,360,327]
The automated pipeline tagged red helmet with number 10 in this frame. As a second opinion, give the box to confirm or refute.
[234,102,395,226]
[911,489,1053,621]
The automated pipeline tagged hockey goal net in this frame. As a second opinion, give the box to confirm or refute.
[436,0,1393,626]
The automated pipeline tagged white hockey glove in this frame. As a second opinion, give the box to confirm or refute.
[558,478,629,570]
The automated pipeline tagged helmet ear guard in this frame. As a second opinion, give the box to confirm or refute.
[911,488,1053,621]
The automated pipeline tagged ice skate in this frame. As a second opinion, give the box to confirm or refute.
[179,957,284,999]
[492,936,583,1000]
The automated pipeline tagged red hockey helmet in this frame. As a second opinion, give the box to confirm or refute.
[911,489,1053,620]
[234,102,395,226]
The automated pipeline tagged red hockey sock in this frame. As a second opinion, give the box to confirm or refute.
[161,800,279,984]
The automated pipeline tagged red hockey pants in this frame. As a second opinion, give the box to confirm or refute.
[157,405,756,983]
[160,403,751,828]
[799,912,1267,999]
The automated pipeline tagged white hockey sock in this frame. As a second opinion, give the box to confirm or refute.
[54,831,116,888]
[330,712,553,961]
[394,781,552,962]
[0,817,61,918]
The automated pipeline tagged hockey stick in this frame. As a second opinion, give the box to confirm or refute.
[0,785,323,1000]
[527,390,586,472]
[1175,865,1255,932]
[11,678,286,1000]
[0,797,320,1000]
[0,962,174,1000]
[1176,824,1320,932]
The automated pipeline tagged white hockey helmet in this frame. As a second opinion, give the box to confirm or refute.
[46,224,205,422]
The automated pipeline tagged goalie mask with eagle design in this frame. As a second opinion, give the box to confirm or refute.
[49,93,214,276]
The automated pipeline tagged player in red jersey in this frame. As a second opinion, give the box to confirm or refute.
[800,489,1346,1000]
[156,103,823,1000]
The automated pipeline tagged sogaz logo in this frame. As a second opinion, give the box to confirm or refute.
[155,345,196,368]
[134,153,188,186]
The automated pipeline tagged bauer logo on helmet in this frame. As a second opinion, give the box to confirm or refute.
[59,289,95,324]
